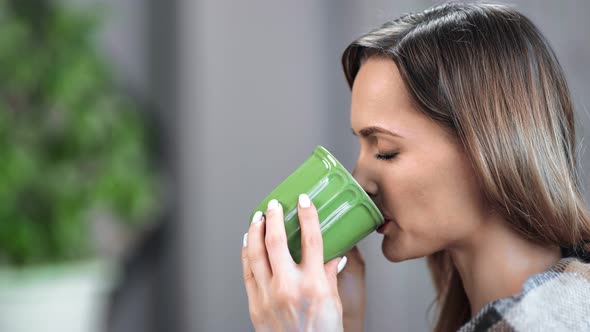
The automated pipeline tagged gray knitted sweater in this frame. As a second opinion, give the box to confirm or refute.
[459,257,590,331]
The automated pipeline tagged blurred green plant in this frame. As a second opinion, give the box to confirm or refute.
[0,0,160,266]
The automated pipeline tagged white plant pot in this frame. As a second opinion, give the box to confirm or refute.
[0,260,115,332]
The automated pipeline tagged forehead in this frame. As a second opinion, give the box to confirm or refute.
[350,57,418,136]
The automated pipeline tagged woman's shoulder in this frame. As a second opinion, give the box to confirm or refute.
[460,257,590,332]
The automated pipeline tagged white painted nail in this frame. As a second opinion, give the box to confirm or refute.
[337,256,348,274]
[298,193,311,208]
[267,199,279,211]
[243,233,248,247]
[251,211,263,224]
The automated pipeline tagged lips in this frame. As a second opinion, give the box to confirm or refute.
[376,218,393,234]
[382,213,394,224]
[375,205,393,233]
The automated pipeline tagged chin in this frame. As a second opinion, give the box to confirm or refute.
[383,251,406,262]
[381,240,408,262]
[381,236,429,262]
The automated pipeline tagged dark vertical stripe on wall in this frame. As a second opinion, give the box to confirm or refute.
[148,0,183,331]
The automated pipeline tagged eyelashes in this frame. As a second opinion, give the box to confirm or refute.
[375,152,399,161]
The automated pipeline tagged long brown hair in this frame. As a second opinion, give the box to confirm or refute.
[341,2,590,331]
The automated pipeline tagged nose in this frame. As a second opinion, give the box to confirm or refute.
[352,160,378,199]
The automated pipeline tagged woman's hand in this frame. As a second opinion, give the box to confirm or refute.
[241,194,348,332]
[337,246,366,331]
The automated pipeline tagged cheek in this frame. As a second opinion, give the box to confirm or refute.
[382,157,442,224]
[383,149,484,247]
[434,152,487,226]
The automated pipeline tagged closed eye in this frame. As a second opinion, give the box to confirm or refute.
[375,152,399,161]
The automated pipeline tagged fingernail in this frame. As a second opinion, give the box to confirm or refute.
[337,256,348,274]
[251,211,263,224]
[267,199,279,211]
[298,193,311,208]
[243,233,248,247]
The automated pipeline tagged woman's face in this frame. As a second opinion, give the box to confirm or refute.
[351,57,489,262]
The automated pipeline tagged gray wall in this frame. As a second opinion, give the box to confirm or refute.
[92,0,590,331]
[176,1,590,331]
[177,1,440,331]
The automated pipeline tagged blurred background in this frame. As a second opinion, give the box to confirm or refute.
[0,0,588,332]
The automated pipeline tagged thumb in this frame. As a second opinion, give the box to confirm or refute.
[325,256,348,283]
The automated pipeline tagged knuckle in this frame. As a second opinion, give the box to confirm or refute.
[299,286,315,299]
[265,233,285,249]
[248,248,263,265]
[275,288,299,308]
[243,270,256,283]
[249,308,264,325]
[241,247,249,260]
[260,295,273,315]
[302,232,322,248]
[301,281,323,297]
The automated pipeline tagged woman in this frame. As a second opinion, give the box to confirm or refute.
[241,2,590,331]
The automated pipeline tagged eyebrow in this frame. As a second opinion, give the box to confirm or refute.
[351,126,404,139]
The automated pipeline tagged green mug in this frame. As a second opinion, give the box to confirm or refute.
[249,145,384,263]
